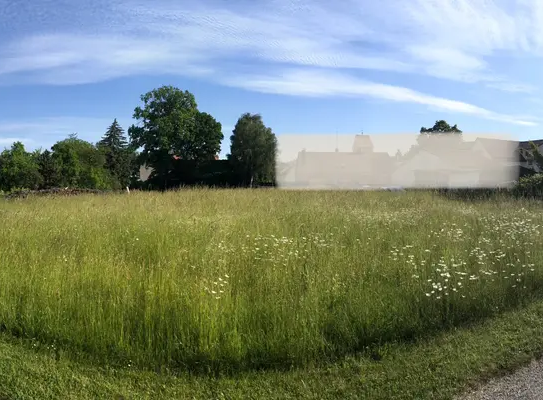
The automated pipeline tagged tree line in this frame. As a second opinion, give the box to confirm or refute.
[3,97,543,197]
[0,86,277,193]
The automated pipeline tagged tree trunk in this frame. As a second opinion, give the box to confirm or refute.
[249,174,254,188]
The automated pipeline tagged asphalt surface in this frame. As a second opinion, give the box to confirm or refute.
[459,359,543,400]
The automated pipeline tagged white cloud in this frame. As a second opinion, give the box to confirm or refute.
[1,0,543,122]
[3,0,542,85]
[485,81,536,93]
[225,69,538,126]
[0,33,216,85]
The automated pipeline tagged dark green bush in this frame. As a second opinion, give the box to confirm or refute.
[513,173,543,198]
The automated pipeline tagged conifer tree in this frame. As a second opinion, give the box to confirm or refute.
[98,119,133,188]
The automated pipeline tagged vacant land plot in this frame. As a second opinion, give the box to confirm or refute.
[1,189,543,380]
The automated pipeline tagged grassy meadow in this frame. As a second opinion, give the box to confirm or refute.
[1,189,543,376]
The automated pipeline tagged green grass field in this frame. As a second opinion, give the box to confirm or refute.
[1,189,543,398]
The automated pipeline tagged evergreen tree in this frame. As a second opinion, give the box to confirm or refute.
[98,119,133,188]
[36,149,61,189]
[98,119,128,149]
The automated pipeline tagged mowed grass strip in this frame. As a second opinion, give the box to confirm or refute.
[0,189,542,373]
[2,287,543,399]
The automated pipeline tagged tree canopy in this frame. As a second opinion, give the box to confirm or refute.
[0,142,42,191]
[127,86,223,188]
[36,149,61,189]
[420,120,462,134]
[228,113,277,187]
[418,120,463,148]
[529,142,543,171]
[6,84,541,194]
[98,119,135,188]
[51,134,113,189]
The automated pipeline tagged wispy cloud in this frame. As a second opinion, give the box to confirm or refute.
[1,0,542,123]
[0,117,127,149]
[226,69,538,126]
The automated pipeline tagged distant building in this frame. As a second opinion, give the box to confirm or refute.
[474,138,543,174]
[392,136,534,188]
[279,135,393,188]
[392,139,499,188]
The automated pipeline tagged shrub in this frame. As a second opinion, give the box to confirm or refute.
[514,174,543,199]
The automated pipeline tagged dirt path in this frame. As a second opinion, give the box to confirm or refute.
[459,359,543,400]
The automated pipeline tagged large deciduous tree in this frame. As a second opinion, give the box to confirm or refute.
[189,111,223,161]
[0,142,43,192]
[127,86,223,189]
[51,134,113,189]
[228,113,277,187]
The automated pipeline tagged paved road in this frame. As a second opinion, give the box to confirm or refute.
[460,359,543,400]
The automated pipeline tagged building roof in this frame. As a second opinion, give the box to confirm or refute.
[401,138,484,168]
[474,138,519,159]
[399,147,490,171]
[519,139,543,149]
[352,135,374,152]
[276,160,297,177]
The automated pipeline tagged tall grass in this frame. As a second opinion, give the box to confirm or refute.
[0,189,542,372]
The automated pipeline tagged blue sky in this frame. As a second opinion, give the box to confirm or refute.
[1,0,543,159]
